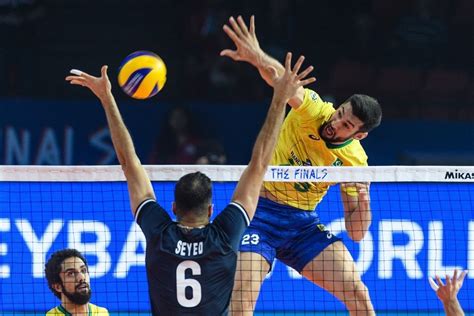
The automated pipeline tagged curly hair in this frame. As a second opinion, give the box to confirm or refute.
[45,249,88,299]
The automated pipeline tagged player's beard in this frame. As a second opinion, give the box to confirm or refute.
[61,282,92,305]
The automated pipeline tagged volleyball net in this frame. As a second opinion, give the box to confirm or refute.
[0,165,473,315]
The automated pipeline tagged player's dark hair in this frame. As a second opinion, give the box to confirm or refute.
[347,94,382,132]
[45,249,88,299]
[175,171,212,218]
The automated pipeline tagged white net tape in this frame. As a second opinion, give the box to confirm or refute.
[0,165,473,182]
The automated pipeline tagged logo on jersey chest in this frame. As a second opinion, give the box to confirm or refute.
[332,158,343,166]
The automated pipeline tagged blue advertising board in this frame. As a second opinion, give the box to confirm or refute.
[0,181,473,313]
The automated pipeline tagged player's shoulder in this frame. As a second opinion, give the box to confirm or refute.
[306,89,320,102]
[90,303,109,315]
[135,198,158,215]
[334,140,368,166]
[135,198,170,224]
[293,89,334,118]
[213,202,250,227]
[225,201,250,225]
[46,306,63,316]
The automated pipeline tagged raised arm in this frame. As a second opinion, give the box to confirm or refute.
[232,52,315,219]
[221,15,307,109]
[66,66,155,215]
[340,182,371,242]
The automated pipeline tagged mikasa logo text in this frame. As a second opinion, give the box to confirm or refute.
[445,170,474,180]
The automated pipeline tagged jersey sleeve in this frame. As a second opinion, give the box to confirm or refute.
[292,88,334,122]
[135,199,172,240]
[213,202,250,251]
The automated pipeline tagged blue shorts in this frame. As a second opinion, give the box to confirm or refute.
[239,197,341,273]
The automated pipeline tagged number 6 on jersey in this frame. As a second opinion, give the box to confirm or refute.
[176,260,202,307]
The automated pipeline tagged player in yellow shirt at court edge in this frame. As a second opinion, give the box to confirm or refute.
[45,249,108,315]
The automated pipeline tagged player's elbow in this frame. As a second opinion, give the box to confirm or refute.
[120,155,141,174]
[347,229,367,243]
[345,218,371,242]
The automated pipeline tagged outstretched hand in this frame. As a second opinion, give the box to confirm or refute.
[65,65,112,101]
[271,52,316,103]
[220,15,262,65]
[429,269,468,303]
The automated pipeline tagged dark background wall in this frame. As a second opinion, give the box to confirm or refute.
[0,0,473,165]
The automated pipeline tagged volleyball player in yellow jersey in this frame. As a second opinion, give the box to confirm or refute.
[45,249,109,315]
[221,16,382,315]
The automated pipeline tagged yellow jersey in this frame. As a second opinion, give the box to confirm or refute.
[46,303,109,315]
[263,88,368,210]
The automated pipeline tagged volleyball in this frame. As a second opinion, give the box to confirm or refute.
[117,51,167,99]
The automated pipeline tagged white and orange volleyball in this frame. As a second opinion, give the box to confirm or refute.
[118,51,167,99]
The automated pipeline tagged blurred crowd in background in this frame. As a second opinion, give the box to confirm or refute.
[0,0,473,165]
